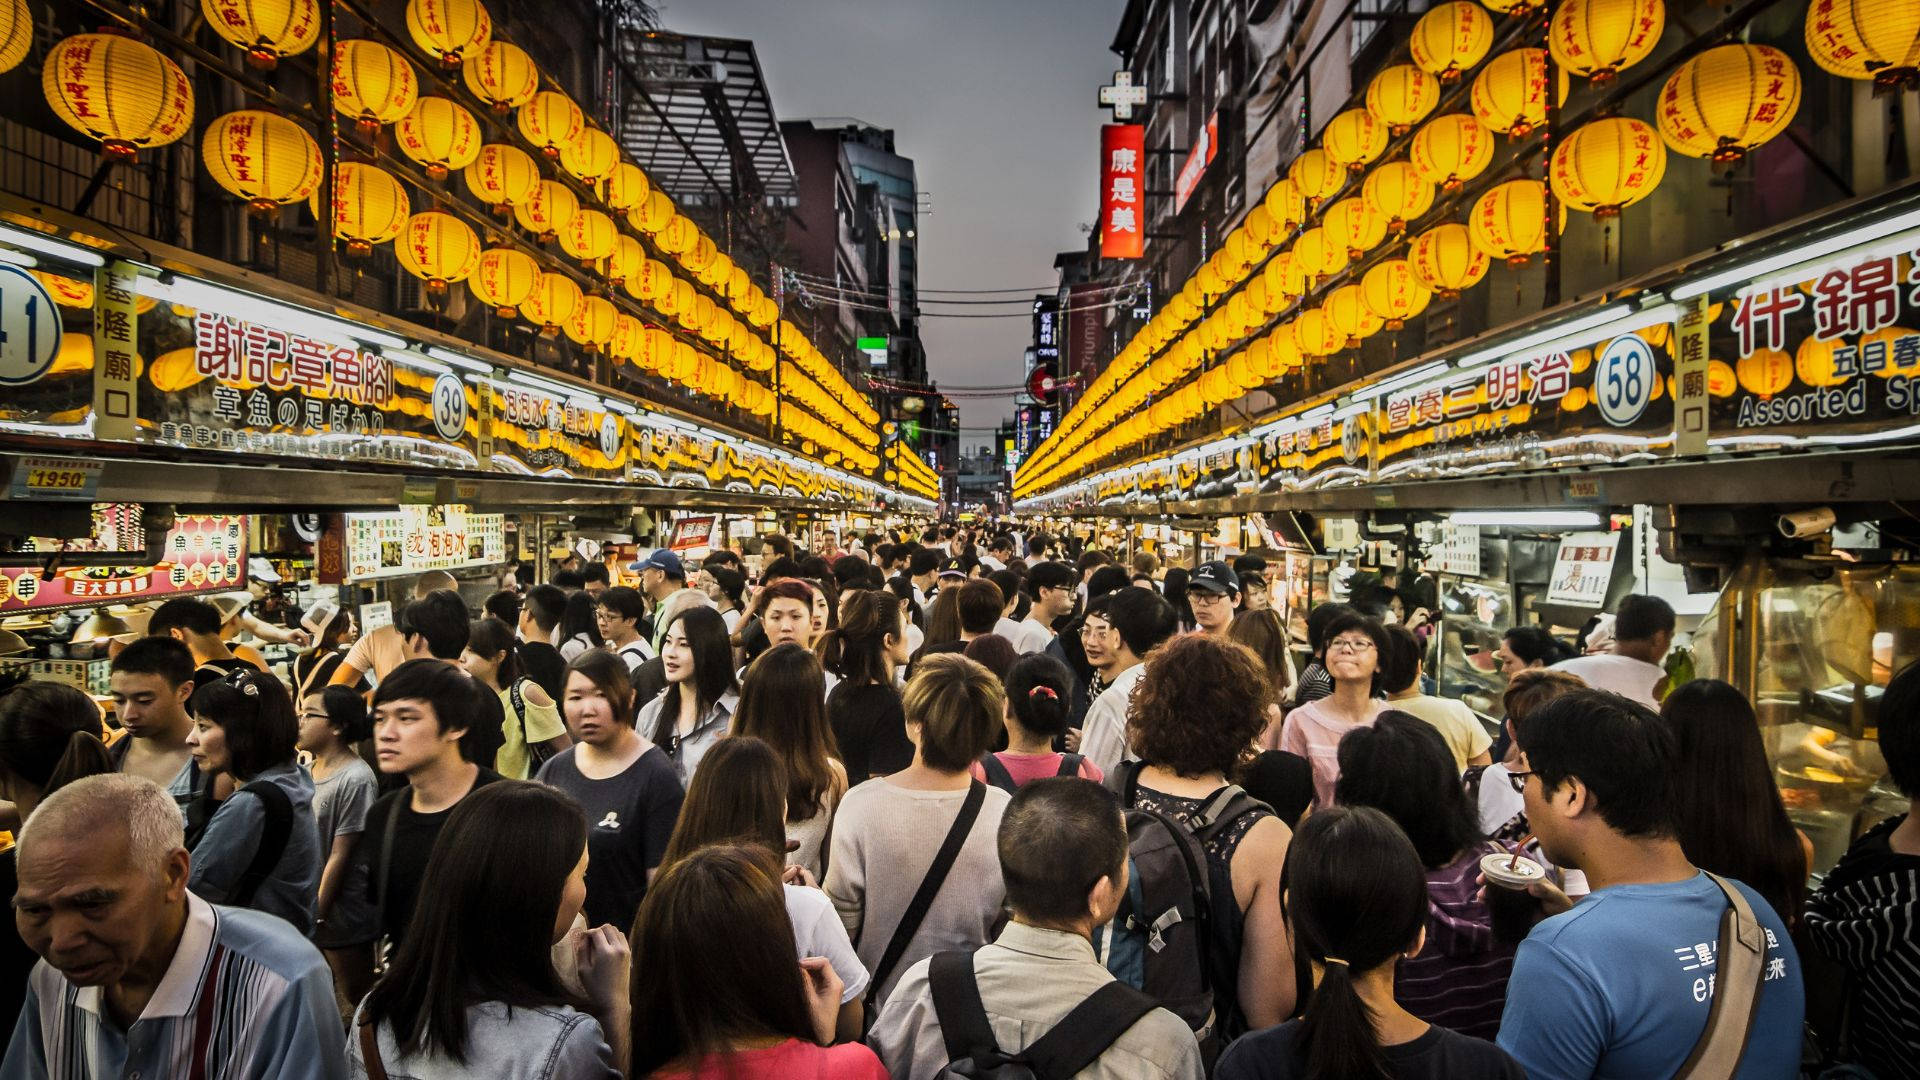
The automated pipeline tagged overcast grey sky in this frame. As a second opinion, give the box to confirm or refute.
[657,0,1122,446]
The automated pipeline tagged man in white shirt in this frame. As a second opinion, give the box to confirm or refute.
[978,534,1014,573]
[906,548,940,609]
[1011,561,1075,654]
[595,586,655,672]
[1550,594,1675,710]
[1075,587,1178,777]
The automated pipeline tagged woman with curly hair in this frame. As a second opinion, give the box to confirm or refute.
[1117,633,1297,1035]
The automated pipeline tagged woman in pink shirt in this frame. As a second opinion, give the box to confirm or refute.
[968,653,1105,790]
[1279,611,1389,807]
[633,844,887,1080]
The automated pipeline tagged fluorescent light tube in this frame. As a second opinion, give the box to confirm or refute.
[1671,208,1920,301]
[0,225,104,268]
[1449,510,1604,528]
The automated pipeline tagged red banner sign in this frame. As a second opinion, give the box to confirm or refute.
[1100,124,1145,260]
[1174,113,1218,214]
[0,512,247,613]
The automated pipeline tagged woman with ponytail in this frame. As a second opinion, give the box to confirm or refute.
[969,653,1103,788]
[820,589,914,784]
[1215,806,1523,1080]
[0,680,114,1020]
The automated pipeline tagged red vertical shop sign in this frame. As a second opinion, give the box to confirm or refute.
[1100,124,1145,259]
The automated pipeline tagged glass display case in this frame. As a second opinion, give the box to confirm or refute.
[1435,575,1516,721]
[1692,557,1919,875]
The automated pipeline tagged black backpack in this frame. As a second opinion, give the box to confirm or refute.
[1102,760,1270,1059]
[977,752,1084,794]
[929,950,1159,1080]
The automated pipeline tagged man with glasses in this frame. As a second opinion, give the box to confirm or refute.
[595,586,654,673]
[1186,561,1241,637]
[1075,587,1178,777]
[1011,561,1076,654]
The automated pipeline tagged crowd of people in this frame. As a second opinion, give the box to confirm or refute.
[0,521,1910,1079]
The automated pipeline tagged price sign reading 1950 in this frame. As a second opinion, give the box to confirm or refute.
[8,457,102,501]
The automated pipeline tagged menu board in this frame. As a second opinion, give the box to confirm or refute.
[0,506,247,613]
[1546,531,1622,607]
[345,505,506,581]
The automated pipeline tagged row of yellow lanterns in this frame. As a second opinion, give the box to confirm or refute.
[31,0,879,470]
[885,443,941,499]
[1018,0,1836,496]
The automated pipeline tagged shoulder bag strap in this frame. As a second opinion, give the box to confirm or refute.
[1055,753,1084,778]
[1675,872,1770,1080]
[229,781,294,908]
[358,1020,391,1080]
[979,753,1019,794]
[509,679,531,744]
[1021,980,1162,1080]
[864,781,988,1022]
[929,950,998,1065]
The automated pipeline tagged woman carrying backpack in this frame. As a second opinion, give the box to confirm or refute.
[969,653,1103,791]
[1115,633,1297,1039]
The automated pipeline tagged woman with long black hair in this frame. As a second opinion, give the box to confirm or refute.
[557,591,604,663]
[638,606,739,785]
[350,781,631,1078]
[819,589,914,784]
[1215,807,1523,1080]
[732,644,846,879]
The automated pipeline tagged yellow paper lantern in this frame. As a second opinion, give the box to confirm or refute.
[1409,113,1494,190]
[395,210,482,297]
[626,258,673,303]
[700,252,736,293]
[1656,45,1801,164]
[669,279,698,321]
[600,233,644,286]
[1324,197,1388,260]
[1362,161,1435,234]
[1294,307,1344,357]
[1324,109,1389,173]
[1470,179,1553,265]
[631,190,676,234]
[462,142,538,213]
[1263,177,1305,237]
[682,233,718,275]
[1292,227,1350,283]
[201,0,320,69]
[1288,148,1345,209]
[636,326,675,371]
[517,90,583,158]
[330,39,418,136]
[201,110,324,213]
[1550,0,1664,84]
[1361,260,1433,329]
[1806,0,1920,88]
[658,214,699,255]
[395,96,482,180]
[1736,347,1793,397]
[1705,358,1737,396]
[609,313,644,363]
[564,295,617,351]
[1483,0,1544,14]
[1366,64,1441,135]
[468,246,538,315]
[1473,49,1556,138]
[462,40,538,113]
[1409,1,1494,82]
[310,162,410,257]
[1264,250,1305,304]
[43,34,195,160]
[149,346,206,393]
[1795,336,1850,388]
[406,0,491,68]
[519,271,581,331]
[1268,327,1304,371]
[559,208,617,263]
[1550,117,1666,219]
[561,127,620,184]
[602,162,650,212]
[513,179,580,240]
[33,271,91,308]
[1409,222,1491,297]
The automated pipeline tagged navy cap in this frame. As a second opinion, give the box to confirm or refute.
[937,557,968,578]
[1189,561,1241,596]
[629,549,685,578]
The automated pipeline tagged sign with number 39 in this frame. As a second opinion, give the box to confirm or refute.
[0,265,62,386]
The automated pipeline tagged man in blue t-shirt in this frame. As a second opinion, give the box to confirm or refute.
[1497,689,1803,1080]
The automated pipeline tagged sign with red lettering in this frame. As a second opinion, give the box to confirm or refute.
[0,507,247,613]
[1100,124,1145,260]
[344,504,505,581]
[1173,113,1218,214]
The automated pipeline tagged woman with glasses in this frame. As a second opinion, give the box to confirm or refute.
[297,683,380,1019]
[184,668,324,932]
[1280,611,1391,808]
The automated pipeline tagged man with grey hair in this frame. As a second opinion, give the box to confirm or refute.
[2,774,347,1079]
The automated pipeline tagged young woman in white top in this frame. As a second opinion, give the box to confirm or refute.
[733,644,847,880]
[637,607,739,786]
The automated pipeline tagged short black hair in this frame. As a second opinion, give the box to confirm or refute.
[762,556,804,584]
[190,668,298,779]
[954,579,1005,636]
[1881,659,1920,796]
[908,548,940,577]
[597,586,646,623]
[1088,586,1176,659]
[318,684,375,743]
[988,569,1024,605]
[581,563,611,586]
[373,658,481,737]
[398,590,472,661]
[483,590,520,626]
[522,584,567,633]
[148,597,221,638]
[1306,602,1355,653]
[1335,712,1484,868]
[988,534,1015,554]
[1504,624,1572,666]
[1232,554,1268,577]
[1320,610,1391,694]
[999,779,1128,925]
[1376,625,1424,695]
[111,635,195,687]
[703,549,743,571]
[549,569,585,590]
[1026,561,1075,593]
[1085,565,1131,602]
[1513,688,1677,838]
[1614,594,1676,642]
[831,555,869,589]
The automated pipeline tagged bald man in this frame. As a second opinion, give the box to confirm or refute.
[329,571,460,687]
[4,774,346,1079]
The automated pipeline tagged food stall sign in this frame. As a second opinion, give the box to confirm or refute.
[92,261,139,441]
[0,265,61,386]
[0,508,247,613]
[345,504,506,581]
[1546,531,1621,607]
[1427,523,1482,576]
[7,456,101,501]
[668,515,715,552]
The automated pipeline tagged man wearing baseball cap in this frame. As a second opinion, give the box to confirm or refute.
[630,549,693,651]
[1187,561,1241,637]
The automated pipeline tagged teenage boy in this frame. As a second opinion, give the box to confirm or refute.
[596,586,655,672]
[1805,659,1920,1079]
[921,580,1005,657]
[1549,594,1675,709]
[330,570,459,687]
[1075,588,1178,776]
[396,590,503,771]
[353,659,501,949]
[580,562,611,601]
[146,598,256,688]
[906,548,940,608]
[1187,561,1242,637]
[515,583,569,699]
[1013,562,1076,654]
[108,636,203,811]
[1498,689,1803,1078]
[871,778,1202,1079]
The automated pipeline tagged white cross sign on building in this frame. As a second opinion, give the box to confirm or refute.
[1099,71,1149,120]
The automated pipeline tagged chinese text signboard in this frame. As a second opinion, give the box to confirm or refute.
[1100,125,1145,260]
[1547,531,1622,607]
[0,508,247,613]
[345,505,505,581]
